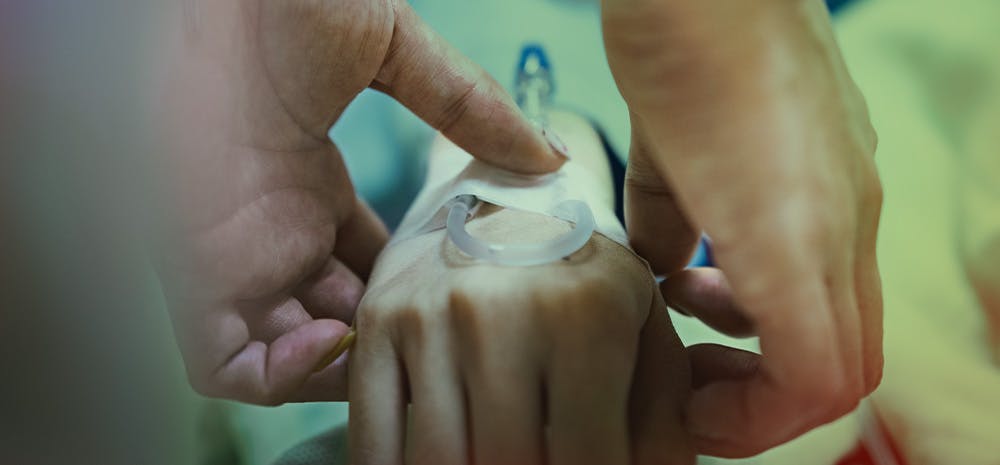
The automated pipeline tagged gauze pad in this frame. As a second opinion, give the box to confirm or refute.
[393,137,628,254]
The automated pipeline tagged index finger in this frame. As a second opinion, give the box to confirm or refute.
[372,2,566,175]
[685,269,849,457]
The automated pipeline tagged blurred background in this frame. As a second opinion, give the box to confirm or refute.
[2,0,997,464]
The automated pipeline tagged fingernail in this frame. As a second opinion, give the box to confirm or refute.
[657,277,691,316]
[660,295,692,316]
[313,330,356,373]
[541,126,569,160]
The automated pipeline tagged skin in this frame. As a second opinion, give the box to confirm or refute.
[602,0,884,457]
[349,113,696,465]
[156,0,564,405]
[157,0,883,458]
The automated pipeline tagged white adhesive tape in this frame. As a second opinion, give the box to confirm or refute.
[392,137,628,263]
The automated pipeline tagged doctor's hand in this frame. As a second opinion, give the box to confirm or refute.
[603,0,883,456]
[156,0,565,405]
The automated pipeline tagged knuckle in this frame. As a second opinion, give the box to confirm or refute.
[866,122,879,154]
[826,394,863,424]
[446,286,494,363]
[391,305,430,349]
[392,305,427,329]
[795,370,863,423]
[357,297,436,354]
[353,307,380,333]
[187,372,218,399]
[862,176,884,215]
[257,389,286,407]
[865,354,885,394]
[434,81,479,134]
[781,211,848,263]
[355,299,399,333]
[800,208,838,246]
[187,370,283,406]
[446,286,482,334]
[544,280,636,346]
[183,359,228,400]
[625,160,670,198]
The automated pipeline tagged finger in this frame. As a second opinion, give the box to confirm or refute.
[295,255,365,323]
[465,347,544,465]
[448,292,545,465]
[349,315,406,465]
[827,246,865,404]
[241,297,314,344]
[547,329,633,465]
[373,2,566,175]
[629,296,697,465]
[292,256,365,393]
[687,343,760,390]
[821,173,866,404]
[289,337,352,402]
[854,175,884,393]
[211,316,353,405]
[659,267,755,337]
[686,270,847,458]
[857,252,884,394]
[625,116,700,275]
[333,197,388,282]
[401,320,468,465]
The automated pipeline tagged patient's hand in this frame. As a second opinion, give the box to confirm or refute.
[349,209,694,465]
[347,111,695,465]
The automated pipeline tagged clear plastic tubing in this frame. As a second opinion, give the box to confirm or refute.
[446,195,596,266]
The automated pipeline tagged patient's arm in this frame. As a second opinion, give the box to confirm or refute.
[346,112,695,465]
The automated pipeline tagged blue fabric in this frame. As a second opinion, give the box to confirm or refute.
[827,0,857,14]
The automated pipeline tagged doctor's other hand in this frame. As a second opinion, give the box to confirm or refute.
[603,0,883,457]
[155,0,565,405]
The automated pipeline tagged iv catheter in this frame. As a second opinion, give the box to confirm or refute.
[445,194,596,267]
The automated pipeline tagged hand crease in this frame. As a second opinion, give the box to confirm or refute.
[253,6,331,150]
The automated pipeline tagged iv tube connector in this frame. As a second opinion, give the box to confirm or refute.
[445,195,596,267]
[515,44,554,126]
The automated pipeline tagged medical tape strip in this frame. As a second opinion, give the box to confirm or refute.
[392,139,628,249]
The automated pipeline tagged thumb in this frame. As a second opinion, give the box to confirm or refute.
[625,115,700,275]
[373,2,566,175]
[333,196,389,282]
